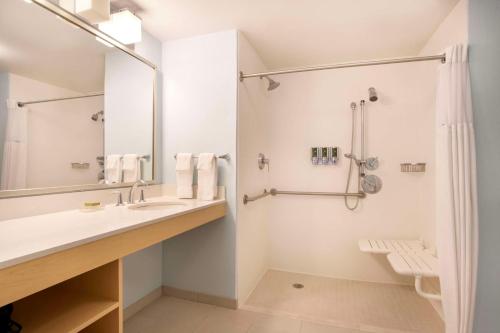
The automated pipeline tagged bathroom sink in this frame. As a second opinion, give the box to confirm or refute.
[128,201,187,211]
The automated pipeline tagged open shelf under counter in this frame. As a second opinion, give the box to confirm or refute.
[11,260,122,333]
[13,289,118,333]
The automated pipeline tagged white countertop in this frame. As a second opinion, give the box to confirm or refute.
[0,195,225,270]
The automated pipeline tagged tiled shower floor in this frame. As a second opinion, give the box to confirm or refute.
[242,270,444,333]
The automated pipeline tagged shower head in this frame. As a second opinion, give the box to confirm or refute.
[368,87,378,102]
[350,102,357,111]
[91,110,104,121]
[261,76,280,91]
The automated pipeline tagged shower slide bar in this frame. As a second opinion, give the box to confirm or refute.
[239,54,446,81]
[243,188,366,204]
[17,92,105,107]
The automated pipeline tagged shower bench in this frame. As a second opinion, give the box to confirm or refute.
[358,239,441,301]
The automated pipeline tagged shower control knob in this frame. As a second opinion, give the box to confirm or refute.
[365,157,379,171]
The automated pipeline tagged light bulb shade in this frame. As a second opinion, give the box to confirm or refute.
[75,0,110,24]
[98,10,142,45]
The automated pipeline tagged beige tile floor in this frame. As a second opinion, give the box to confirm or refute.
[125,296,363,333]
[243,270,444,333]
[124,270,444,333]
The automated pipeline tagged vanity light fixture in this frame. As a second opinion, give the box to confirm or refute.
[23,0,33,3]
[75,0,110,24]
[98,9,142,45]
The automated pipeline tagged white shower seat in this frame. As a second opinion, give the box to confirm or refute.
[358,239,424,254]
[358,239,441,301]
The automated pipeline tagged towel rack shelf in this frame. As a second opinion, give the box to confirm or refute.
[174,153,230,161]
[243,188,365,204]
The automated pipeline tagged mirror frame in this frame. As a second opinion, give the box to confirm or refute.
[0,0,158,199]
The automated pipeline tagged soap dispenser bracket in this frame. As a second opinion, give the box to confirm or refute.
[258,153,270,171]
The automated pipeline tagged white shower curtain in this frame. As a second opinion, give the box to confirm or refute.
[1,100,28,190]
[436,45,478,333]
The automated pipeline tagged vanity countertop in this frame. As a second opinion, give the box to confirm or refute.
[0,196,225,270]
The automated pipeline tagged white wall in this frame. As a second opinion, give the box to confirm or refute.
[469,0,500,330]
[263,63,436,285]
[120,30,164,308]
[162,30,238,299]
[104,51,155,181]
[236,32,271,303]
[0,73,9,175]
[8,73,103,188]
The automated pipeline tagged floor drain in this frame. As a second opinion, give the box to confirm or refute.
[292,283,304,289]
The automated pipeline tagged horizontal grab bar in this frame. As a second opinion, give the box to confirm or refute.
[243,190,271,204]
[243,188,366,204]
[271,189,366,198]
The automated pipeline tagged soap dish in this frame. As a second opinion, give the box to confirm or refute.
[400,163,426,173]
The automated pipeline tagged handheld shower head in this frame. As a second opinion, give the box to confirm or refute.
[368,87,378,102]
[261,76,280,91]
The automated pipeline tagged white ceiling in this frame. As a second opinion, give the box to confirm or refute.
[132,0,459,69]
[0,0,107,92]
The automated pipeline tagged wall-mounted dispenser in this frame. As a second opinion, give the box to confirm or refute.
[312,147,339,165]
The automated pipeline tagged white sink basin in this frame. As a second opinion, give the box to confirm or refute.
[128,201,187,211]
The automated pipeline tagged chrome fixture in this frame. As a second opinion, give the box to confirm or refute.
[128,180,146,204]
[344,93,382,210]
[239,54,446,81]
[243,189,270,205]
[260,76,280,91]
[258,153,270,170]
[91,110,104,121]
[113,191,124,206]
[400,163,426,173]
[17,92,104,108]
[173,153,231,161]
[368,87,378,102]
[361,175,383,194]
[243,188,365,205]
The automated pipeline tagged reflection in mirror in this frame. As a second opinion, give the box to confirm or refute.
[0,0,155,195]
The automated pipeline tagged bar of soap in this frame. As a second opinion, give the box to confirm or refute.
[81,201,102,211]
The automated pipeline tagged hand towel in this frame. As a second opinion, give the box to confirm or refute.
[176,153,194,198]
[105,154,122,184]
[123,154,141,183]
[196,153,218,200]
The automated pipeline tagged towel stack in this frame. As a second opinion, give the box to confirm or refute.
[123,154,141,183]
[196,153,218,200]
[105,154,142,184]
[105,155,122,184]
[176,153,194,198]
[175,153,218,200]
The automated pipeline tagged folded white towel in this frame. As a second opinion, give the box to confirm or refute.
[197,153,218,200]
[176,153,194,198]
[105,154,122,184]
[123,154,141,183]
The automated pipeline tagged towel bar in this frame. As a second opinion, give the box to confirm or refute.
[173,153,230,161]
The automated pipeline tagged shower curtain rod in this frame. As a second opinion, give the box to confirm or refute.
[17,92,104,107]
[239,54,446,81]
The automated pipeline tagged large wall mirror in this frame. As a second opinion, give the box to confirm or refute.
[0,0,156,198]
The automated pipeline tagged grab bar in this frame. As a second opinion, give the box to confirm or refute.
[270,189,366,198]
[243,188,365,204]
[243,190,271,204]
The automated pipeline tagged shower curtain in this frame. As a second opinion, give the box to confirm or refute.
[436,45,478,333]
[1,100,28,190]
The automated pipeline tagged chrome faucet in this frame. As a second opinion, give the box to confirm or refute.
[128,180,146,204]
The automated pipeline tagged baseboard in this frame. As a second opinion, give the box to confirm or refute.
[124,287,162,321]
[162,285,238,309]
